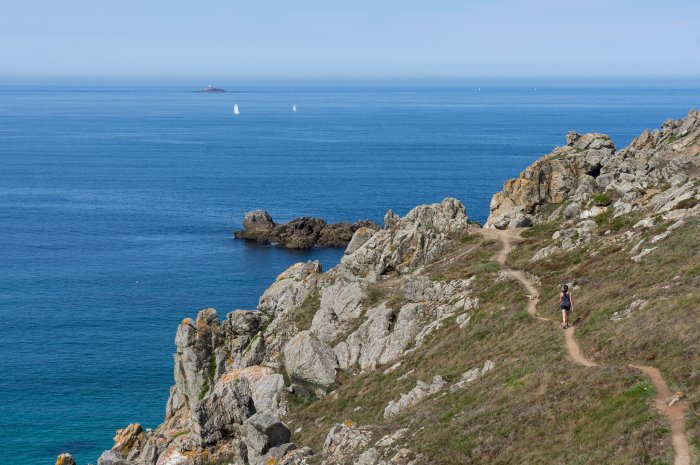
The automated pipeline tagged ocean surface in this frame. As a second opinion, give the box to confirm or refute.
[1,85,699,464]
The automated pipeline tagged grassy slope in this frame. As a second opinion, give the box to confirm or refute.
[284,227,689,464]
[509,214,700,460]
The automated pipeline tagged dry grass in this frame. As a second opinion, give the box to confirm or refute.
[283,226,677,464]
[508,214,700,457]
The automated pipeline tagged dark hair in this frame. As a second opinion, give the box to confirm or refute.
[562,284,569,293]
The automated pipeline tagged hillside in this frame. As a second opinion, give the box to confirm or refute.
[62,110,699,465]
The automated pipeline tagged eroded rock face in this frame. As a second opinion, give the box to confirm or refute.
[283,331,338,394]
[234,211,379,249]
[241,412,291,464]
[165,309,223,429]
[228,365,287,416]
[258,261,322,318]
[486,109,700,228]
[113,423,146,457]
[341,198,468,279]
[190,373,255,446]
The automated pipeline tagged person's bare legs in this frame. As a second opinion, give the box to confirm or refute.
[562,309,569,328]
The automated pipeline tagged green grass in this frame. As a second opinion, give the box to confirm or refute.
[592,193,613,207]
[460,234,477,244]
[673,197,699,210]
[171,429,189,438]
[294,290,321,330]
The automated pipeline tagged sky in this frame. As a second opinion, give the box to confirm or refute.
[1,0,700,84]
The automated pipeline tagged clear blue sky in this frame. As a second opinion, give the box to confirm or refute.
[2,0,700,83]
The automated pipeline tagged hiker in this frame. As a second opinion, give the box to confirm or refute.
[559,284,573,329]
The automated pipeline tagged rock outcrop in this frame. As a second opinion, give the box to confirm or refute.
[486,109,700,228]
[234,210,380,249]
[55,453,76,465]
[91,198,474,465]
[340,198,468,279]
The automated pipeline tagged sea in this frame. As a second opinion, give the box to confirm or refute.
[1,85,698,464]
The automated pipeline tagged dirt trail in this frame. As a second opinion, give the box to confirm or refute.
[632,365,691,465]
[478,227,691,465]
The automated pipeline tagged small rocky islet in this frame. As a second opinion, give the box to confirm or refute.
[61,110,700,465]
[233,211,380,249]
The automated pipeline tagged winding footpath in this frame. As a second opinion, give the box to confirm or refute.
[480,228,691,465]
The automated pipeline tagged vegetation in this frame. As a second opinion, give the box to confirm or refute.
[284,224,691,463]
[673,197,699,210]
[592,193,613,207]
[294,290,321,331]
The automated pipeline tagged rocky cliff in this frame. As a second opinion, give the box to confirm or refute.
[78,111,700,465]
[486,109,700,228]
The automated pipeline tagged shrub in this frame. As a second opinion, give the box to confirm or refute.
[673,197,699,211]
[592,193,613,207]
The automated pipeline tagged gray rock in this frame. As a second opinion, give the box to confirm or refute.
[342,198,468,277]
[277,447,314,465]
[257,261,321,317]
[383,375,446,418]
[190,373,255,446]
[242,412,291,465]
[611,299,648,321]
[563,203,581,219]
[97,450,130,465]
[283,331,338,392]
[323,423,373,464]
[346,226,377,255]
[566,131,581,146]
[243,210,275,235]
[310,277,365,343]
[230,365,287,416]
[166,309,223,428]
[596,173,614,189]
[507,212,534,228]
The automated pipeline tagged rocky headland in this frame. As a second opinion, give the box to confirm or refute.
[63,110,700,465]
[234,210,380,249]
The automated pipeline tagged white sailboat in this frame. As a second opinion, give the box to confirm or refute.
[233,104,240,115]
[292,104,297,112]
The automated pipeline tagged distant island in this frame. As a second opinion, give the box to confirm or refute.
[196,84,226,93]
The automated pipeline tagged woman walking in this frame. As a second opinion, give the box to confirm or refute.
[559,285,573,329]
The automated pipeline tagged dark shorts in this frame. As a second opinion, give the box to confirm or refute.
[561,305,571,311]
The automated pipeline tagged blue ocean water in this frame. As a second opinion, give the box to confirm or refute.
[0,85,698,464]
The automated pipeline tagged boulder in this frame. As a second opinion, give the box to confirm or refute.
[112,423,145,457]
[97,450,130,465]
[323,423,373,464]
[383,375,446,418]
[241,210,276,238]
[190,373,255,446]
[55,453,76,465]
[242,412,291,465]
[345,226,376,255]
[283,331,338,393]
[228,365,287,416]
[258,261,321,317]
